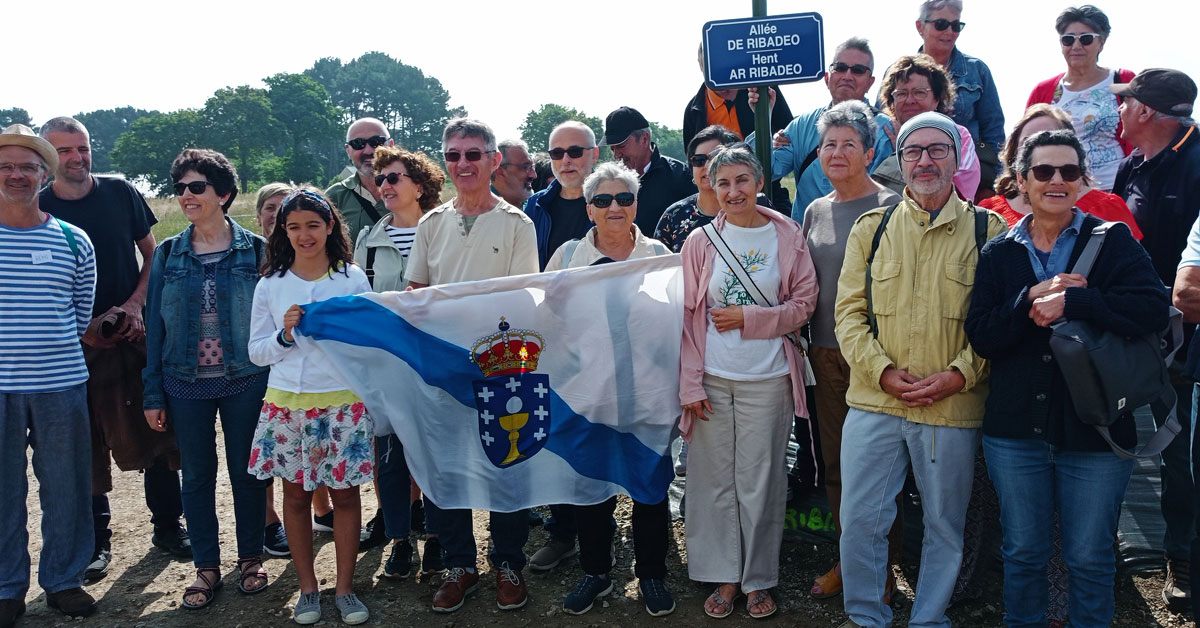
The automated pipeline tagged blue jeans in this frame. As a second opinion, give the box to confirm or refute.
[0,385,93,598]
[1161,371,1195,560]
[984,436,1133,628]
[166,378,268,568]
[376,435,411,539]
[839,408,979,628]
[424,498,529,571]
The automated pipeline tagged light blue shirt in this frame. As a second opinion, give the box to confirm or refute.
[1007,209,1086,282]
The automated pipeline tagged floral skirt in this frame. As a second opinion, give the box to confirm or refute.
[248,401,375,491]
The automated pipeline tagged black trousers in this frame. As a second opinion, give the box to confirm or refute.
[576,496,669,580]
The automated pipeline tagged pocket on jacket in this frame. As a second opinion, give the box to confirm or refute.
[940,261,975,319]
[953,82,982,120]
[870,260,902,316]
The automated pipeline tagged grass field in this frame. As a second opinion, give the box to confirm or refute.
[147,196,261,241]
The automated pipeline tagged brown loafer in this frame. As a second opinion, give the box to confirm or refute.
[495,562,528,610]
[46,587,97,618]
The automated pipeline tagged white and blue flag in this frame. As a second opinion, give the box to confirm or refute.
[295,255,684,511]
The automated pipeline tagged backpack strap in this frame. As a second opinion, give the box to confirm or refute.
[55,218,80,263]
[365,246,378,288]
[972,203,988,253]
[797,147,820,179]
[561,239,582,268]
[865,204,900,338]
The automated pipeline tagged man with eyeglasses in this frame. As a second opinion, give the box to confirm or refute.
[0,124,100,624]
[325,117,394,244]
[599,106,695,236]
[404,118,539,614]
[491,139,536,210]
[37,117,190,584]
[833,112,1005,628]
[524,121,601,270]
[763,37,893,223]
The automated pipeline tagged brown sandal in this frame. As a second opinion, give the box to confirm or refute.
[182,568,222,610]
[237,557,268,595]
[812,563,843,598]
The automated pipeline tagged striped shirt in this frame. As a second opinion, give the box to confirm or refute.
[385,224,418,258]
[0,215,96,392]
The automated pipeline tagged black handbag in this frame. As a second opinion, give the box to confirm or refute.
[1048,223,1184,459]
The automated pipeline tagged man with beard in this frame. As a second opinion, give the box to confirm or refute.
[327,117,393,243]
[491,139,536,210]
[524,121,600,270]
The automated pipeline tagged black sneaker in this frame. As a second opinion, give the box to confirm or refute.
[83,546,111,584]
[382,539,414,580]
[151,526,192,559]
[421,537,445,578]
[410,499,426,535]
[313,511,334,533]
[563,574,613,615]
[360,512,387,551]
[640,578,676,616]
[263,521,290,557]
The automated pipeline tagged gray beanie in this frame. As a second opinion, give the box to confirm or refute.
[895,111,960,166]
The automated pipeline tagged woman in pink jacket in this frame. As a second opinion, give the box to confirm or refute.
[679,144,819,620]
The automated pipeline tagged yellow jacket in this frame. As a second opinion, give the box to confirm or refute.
[833,192,1007,428]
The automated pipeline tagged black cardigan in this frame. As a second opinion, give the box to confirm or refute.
[964,214,1170,451]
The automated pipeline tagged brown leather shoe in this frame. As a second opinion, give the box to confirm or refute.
[495,562,528,610]
[431,567,479,613]
[0,599,26,628]
[46,587,98,618]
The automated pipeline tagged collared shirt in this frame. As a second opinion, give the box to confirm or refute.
[1008,209,1085,282]
[704,87,742,137]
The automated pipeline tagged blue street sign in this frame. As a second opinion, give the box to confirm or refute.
[703,12,825,89]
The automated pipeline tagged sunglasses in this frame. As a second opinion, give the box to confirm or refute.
[829,61,871,76]
[173,180,214,196]
[1027,164,1083,182]
[374,172,411,187]
[924,19,966,32]
[346,135,388,150]
[1060,33,1100,46]
[591,192,636,208]
[899,143,953,162]
[443,149,494,162]
[688,154,712,167]
[548,145,594,160]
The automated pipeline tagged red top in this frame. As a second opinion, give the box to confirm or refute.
[979,191,1143,240]
[1027,69,1137,157]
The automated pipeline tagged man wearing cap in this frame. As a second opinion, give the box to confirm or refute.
[0,125,100,624]
[327,117,393,245]
[600,106,695,235]
[38,116,189,584]
[832,112,1005,628]
[491,139,536,210]
[1114,68,1200,611]
[524,121,600,271]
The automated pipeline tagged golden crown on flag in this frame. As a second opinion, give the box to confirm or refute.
[471,317,544,378]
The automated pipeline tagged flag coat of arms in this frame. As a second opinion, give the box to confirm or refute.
[295,255,683,511]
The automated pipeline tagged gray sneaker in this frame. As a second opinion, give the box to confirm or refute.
[529,538,578,572]
[293,591,321,625]
[336,593,369,625]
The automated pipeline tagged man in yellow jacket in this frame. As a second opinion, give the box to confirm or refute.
[833,111,1006,628]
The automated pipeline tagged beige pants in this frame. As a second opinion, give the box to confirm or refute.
[685,372,792,590]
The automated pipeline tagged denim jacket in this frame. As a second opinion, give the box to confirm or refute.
[142,218,268,409]
[919,46,1006,148]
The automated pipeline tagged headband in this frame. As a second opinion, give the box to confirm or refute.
[280,189,334,219]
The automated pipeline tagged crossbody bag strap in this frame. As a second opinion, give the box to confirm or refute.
[352,189,382,223]
[865,204,900,338]
[1067,222,1113,278]
[797,146,821,179]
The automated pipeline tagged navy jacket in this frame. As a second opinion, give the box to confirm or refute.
[635,146,696,237]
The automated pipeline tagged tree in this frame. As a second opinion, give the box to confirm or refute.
[111,110,203,193]
[201,85,278,192]
[75,107,157,173]
[649,122,686,162]
[0,108,32,127]
[263,73,344,184]
[518,104,604,152]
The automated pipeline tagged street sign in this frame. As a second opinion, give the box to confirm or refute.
[702,12,825,90]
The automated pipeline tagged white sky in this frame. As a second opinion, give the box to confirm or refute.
[10,0,1200,148]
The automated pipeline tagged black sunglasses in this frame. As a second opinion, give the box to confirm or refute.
[688,154,711,167]
[444,149,493,163]
[346,135,388,150]
[1060,33,1100,47]
[924,18,966,32]
[1027,164,1084,182]
[591,192,636,208]
[548,146,594,160]
[374,172,411,187]
[173,180,214,196]
[829,61,871,76]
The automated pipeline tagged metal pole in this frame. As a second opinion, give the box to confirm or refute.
[752,0,771,176]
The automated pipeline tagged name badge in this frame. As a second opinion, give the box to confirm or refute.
[31,250,53,264]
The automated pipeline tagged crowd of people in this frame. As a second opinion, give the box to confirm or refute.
[3,1,1200,627]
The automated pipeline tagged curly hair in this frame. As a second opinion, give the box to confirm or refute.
[262,186,354,278]
[371,146,446,211]
[879,54,956,120]
[995,104,1075,197]
[169,148,239,212]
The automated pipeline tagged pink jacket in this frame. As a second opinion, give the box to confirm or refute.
[678,206,819,440]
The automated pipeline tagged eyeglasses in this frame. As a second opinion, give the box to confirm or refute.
[590,192,636,208]
[548,146,594,160]
[346,135,389,150]
[1027,164,1084,182]
[829,62,871,76]
[0,162,43,176]
[173,180,214,195]
[891,87,933,102]
[374,172,412,187]
[899,143,953,162]
[443,149,494,162]
[924,18,966,32]
[1060,33,1100,47]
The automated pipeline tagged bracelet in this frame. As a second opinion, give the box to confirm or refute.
[276,329,296,347]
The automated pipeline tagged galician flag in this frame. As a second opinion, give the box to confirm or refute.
[295,255,683,511]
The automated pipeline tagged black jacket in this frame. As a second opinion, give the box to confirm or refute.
[965,215,1169,451]
[635,146,696,236]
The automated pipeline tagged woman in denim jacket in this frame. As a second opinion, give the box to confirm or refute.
[142,149,270,610]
